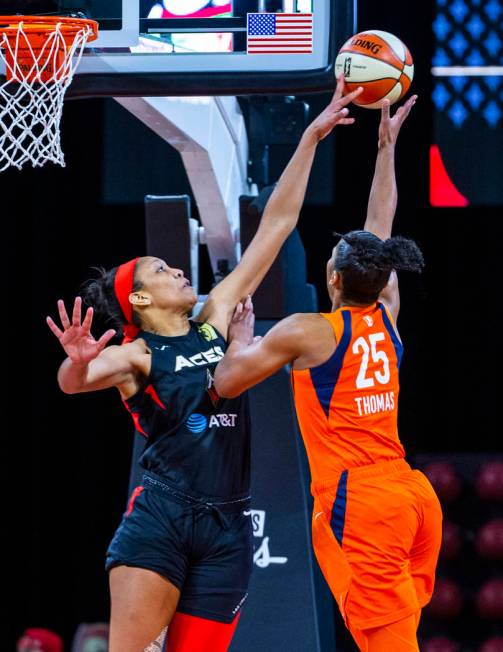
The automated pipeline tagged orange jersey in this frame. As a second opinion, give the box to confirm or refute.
[291,302,405,486]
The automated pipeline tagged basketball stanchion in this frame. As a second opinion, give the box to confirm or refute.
[0,15,98,171]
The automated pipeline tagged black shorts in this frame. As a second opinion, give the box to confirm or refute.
[105,471,253,624]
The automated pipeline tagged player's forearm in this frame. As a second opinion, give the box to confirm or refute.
[364,144,397,240]
[57,358,90,394]
[215,342,255,398]
[261,130,319,229]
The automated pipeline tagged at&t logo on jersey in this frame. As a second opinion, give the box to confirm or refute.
[186,414,208,434]
[186,413,238,434]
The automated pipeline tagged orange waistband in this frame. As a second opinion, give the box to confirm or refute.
[311,458,410,496]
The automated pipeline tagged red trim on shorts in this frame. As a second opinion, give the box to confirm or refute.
[166,612,240,651]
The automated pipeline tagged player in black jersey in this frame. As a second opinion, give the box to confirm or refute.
[46,78,363,652]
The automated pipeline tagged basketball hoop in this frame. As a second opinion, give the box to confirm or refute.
[0,15,98,171]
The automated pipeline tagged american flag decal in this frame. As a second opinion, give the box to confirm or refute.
[247,12,313,55]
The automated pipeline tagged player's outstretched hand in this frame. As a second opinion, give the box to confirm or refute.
[306,74,364,143]
[46,296,116,364]
[378,94,418,148]
[228,296,259,347]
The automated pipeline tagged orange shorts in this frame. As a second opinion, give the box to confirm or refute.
[311,458,442,630]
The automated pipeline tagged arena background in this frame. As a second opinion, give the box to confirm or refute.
[4,0,502,649]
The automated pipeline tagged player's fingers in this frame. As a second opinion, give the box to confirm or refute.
[381,99,390,121]
[394,107,408,125]
[46,316,64,339]
[234,302,243,319]
[337,85,363,107]
[242,306,254,322]
[395,94,416,121]
[253,336,263,343]
[81,306,94,333]
[333,73,345,101]
[57,299,71,330]
[245,294,253,311]
[72,296,82,327]
[399,94,418,121]
[333,108,350,124]
[97,329,116,350]
[395,105,407,121]
[339,118,356,125]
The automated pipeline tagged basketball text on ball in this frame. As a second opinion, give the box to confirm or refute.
[350,38,382,55]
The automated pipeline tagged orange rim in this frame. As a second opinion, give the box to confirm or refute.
[0,15,99,44]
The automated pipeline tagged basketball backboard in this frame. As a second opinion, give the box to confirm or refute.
[0,0,356,97]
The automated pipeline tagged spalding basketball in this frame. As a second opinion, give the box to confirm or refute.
[335,30,414,109]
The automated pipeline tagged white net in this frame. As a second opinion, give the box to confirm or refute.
[0,20,93,171]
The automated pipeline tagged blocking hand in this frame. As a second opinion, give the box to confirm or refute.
[46,296,116,364]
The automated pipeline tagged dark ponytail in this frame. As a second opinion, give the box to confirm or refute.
[80,266,144,331]
[381,236,424,272]
[333,230,424,304]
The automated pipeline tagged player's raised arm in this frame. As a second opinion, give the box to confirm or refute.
[364,94,417,319]
[197,76,363,338]
[364,94,417,239]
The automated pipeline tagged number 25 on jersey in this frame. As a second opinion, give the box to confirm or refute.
[353,333,390,389]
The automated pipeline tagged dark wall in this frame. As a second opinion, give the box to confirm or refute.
[4,0,501,648]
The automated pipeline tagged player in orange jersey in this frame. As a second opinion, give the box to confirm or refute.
[214,97,442,652]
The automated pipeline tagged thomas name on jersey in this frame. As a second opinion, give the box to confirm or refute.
[354,391,396,416]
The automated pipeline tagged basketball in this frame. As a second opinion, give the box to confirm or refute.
[335,30,414,109]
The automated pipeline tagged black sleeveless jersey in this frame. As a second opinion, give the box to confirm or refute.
[123,322,251,499]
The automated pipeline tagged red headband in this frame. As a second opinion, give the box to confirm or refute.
[114,257,140,341]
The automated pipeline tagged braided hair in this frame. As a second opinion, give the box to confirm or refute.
[332,230,424,305]
[80,266,144,332]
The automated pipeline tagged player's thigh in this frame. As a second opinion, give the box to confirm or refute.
[345,472,420,552]
[180,510,253,623]
[109,565,180,652]
[343,474,419,578]
[409,471,443,605]
[342,473,423,626]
